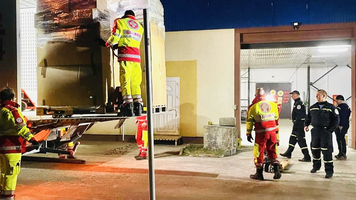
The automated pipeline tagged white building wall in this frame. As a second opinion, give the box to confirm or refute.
[165,29,235,136]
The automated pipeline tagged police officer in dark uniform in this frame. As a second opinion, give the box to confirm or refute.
[304,89,339,179]
[334,95,351,160]
[280,90,311,161]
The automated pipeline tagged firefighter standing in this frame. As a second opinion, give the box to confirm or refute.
[304,89,338,178]
[246,88,281,180]
[334,95,351,160]
[106,10,144,117]
[0,87,39,199]
[280,90,311,161]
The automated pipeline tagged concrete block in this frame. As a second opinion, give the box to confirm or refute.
[219,117,236,126]
[203,125,238,156]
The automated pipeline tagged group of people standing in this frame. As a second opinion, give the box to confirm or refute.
[246,88,351,180]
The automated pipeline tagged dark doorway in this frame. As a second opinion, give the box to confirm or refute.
[256,82,291,119]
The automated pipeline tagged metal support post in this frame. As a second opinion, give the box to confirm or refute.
[122,122,125,142]
[248,67,251,104]
[307,65,310,113]
[143,9,156,200]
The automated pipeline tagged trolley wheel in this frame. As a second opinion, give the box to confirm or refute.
[264,163,270,172]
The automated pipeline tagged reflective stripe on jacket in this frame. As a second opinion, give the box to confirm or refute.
[304,101,339,133]
[246,100,279,134]
[0,101,34,153]
[106,16,144,62]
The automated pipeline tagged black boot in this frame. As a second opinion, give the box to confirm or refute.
[335,154,342,159]
[310,168,319,173]
[133,102,142,116]
[118,103,134,117]
[298,157,311,162]
[273,164,282,179]
[325,173,333,178]
[280,152,291,159]
[134,152,141,159]
[299,149,311,162]
[250,168,264,180]
[135,155,147,160]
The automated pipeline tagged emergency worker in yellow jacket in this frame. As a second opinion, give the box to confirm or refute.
[106,10,144,117]
[246,88,281,180]
[0,87,39,200]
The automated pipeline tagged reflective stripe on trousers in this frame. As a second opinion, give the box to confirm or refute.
[254,126,278,133]
[0,153,22,194]
[119,61,142,104]
[253,131,278,165]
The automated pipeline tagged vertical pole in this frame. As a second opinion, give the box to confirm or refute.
[307,65,310,113]
[143,9,156,200]
[234,30,241,141]
[112,49,116,88]
[248,66,250,104]
[121,123,125,142]
[16,0,21,106]
[351,27,356,148]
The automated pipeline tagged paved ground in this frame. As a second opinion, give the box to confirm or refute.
[13,119,356,200]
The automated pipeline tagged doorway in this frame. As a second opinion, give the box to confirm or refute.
[235,23,356,148]
[153,77,180,136]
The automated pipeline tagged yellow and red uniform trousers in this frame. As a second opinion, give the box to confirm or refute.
[136,116,148,158]
[106,16,144,105]
[246,99,280,168]
[0,101,35,198]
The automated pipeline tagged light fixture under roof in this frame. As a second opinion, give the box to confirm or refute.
[317,45,350,53]
[311,55,337,58]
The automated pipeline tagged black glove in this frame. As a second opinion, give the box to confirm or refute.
[112,44,118,50]
[30,139,40,148]
[247,134,254,143]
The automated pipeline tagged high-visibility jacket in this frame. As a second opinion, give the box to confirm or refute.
[248,95,266,111]
[106,16,144,63]
[246,100,279,135]
[0,101,34,153]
